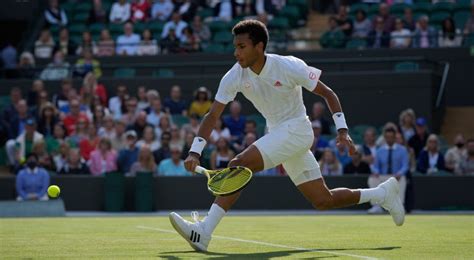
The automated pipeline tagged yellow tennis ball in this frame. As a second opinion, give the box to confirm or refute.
[47,185,60,198]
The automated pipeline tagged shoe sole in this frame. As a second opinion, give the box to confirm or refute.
[169,213,208,252]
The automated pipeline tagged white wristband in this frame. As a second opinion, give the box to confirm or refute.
[332,112,348,131]
[189,137,207,156]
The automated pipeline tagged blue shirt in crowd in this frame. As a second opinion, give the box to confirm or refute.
[223,115,246,139]
[16,167,50,200]
[157,159,191,176]
[117,147,140,173]
[164,98,187,115]
[372,144,409,175]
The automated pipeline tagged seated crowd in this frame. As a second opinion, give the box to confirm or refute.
[321,2,474,49]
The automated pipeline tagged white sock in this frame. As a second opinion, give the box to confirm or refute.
[358,187,386,205]
[202,203,226,234]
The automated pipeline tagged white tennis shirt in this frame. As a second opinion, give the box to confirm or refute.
[215,53,322,130]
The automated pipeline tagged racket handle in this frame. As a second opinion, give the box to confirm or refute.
[194,165,207,174]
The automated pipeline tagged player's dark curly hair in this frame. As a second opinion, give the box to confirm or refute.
[232,20,269,51]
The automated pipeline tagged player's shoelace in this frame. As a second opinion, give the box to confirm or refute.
[191,211,200,223]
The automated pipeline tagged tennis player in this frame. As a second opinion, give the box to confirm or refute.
[169,19,405,251]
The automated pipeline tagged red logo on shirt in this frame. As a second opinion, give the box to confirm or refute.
[309,72,317,80]
[274,81,282,87]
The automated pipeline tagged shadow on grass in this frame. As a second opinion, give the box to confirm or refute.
[157,246,401,259]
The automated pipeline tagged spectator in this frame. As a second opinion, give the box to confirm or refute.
[311,120,329,160]
[335,145,352,167]
[146,98,165,127]
[75,50,102,78]
[109,0,131,23]
[136,86,150,111]
[136,125,161,152]
[153,131,172,164]
[155,114,173,139]
[180,26,201,52]
[244,120,258,138]
[159,28,181,54]
[151,0,174,21]
[97,29,115,57]
[417,134,445,174]
[373,3,395,32]
[189,87,211,117]
[76,31,98,56]
[402,7,416,31]
[391,18,412,48]
[6,118,44,169]
[7,99,31,139]
[44,0,68,26]
[131,0,152,22]
[336,5,353,38]
[145,89,160,111]
[311,102,331,135]
[161,12,188,39]
[117,130,140,174]
[129,145,157,176]
[177,0,197,22]
[109,85,128,120]
[18,51,37,79]
[369,127,408,213]
[456,139,474,175]
[116,22,141,55]
[344,147,371,174]
[59,148,90,174]
[55,27,77,56]
[39,50,70,81]
[210,137,235,170]
[170,126,184,148]
[67,117,89,147]
[34,29,55,59]
[16,153,49,201]
[439,17,462,47]
[26,79,45,109]
[412,16,438,48]
[53,140,70,171]
[38,102,59,137]
[89,0,107,24]
[79,124,100,161]
[63,99,90,135]
[234,132,257,154]
[395,131,417,173]
[191,15,211,43]
[319,148,343,176]
[88,137,118,175]
[32,140,54,171]
[111,120,127,150]
[45,122,67,156]
[164,85,188,115]
[320,16,345,49]
[408,117,429,159]
[464,5,474,35]
[352,9,371,39]
[224,101,246,143]
[367,17,390,48]
[158,144,191,176]
[137,29,159,55]
[1,43,17,71]
[181,131,195,159]
[98,115,116,139]
[212,0,236,22]
[2,87,22,123]
[445,134,467,172]
[52,79,72,109]
[210,117,231,145]
[122,98,140,127]
[398,108,416,142]
[81,72,107,107]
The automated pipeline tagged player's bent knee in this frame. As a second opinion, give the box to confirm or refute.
[228,156,245,167]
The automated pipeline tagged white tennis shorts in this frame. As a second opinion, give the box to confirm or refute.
[253,116,322,186]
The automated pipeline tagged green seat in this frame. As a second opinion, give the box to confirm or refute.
[453,3,471,12]
[147,21,165,34]
[74,2,92,12]
[430,12,451,26]
[171,115,190,128]
[49,25,61,35]
[104,171,125,212]
[390,3,408,15]
[135,172,154,212]
[319,30,345,49]
[287,0,308,16]
[453,11,470,30]
[349,3,369,15]
[113,68,136,78]
[394,62,420,72]
[196,8,214,19]
[345,38,367,50]
[61,2,74,13]
[368,4,380,16]
[279,5,300,27]
[68,23,87,34]
[70,35,82,45]
[0,146,7,166]
[89,23,106,34]
[73,12,89,23]
[202,43,225,53]
[224,43,235,53]
[201,147,213,169]
[152,69,175,78]
[134,22,147,34]
[108,23,124,34]
[413,2,432,14]
[463,33,474,47]
[268,17,290,30]
[208,21,232,33]
[213,31,233,44]
[432,2,453,13]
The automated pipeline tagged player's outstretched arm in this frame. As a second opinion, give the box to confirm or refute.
[184,101,226,172]
[312,80,357,155]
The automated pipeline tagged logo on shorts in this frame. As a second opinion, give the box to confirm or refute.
[244,82,251,89]
[309,72,317,80]
[274,81,282,87]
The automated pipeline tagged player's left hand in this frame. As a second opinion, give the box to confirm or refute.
[336,129,357,156]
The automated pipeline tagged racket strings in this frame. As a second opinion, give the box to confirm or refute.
[209,169,251,193]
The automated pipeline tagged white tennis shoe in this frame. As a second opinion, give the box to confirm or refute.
[379,177,405,226]
[169,211,211,252]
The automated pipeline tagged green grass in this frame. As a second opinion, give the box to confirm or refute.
[1,215,473,259]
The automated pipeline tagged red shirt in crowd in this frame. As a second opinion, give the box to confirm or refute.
[79,137,100,161]
[63,113,90,135]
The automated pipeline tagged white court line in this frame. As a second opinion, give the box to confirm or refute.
[136,225,380,260]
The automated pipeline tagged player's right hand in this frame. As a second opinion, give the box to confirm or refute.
[184,153,200,173]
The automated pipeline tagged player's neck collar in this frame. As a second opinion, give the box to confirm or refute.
[249,54,269,77]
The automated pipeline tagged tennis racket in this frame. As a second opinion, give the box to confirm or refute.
[194,166,253,196]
